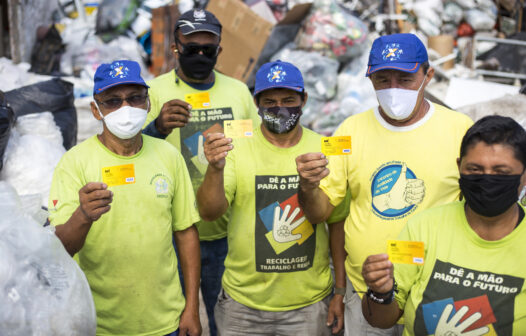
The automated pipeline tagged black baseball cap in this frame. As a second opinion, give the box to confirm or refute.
[175,9,222,36]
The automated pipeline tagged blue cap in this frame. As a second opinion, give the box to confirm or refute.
[93,60,149,95]
[366,33,428,77]
[254,60,304,96]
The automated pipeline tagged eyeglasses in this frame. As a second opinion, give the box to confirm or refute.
[96,94,148,110]
[175,38,220,58]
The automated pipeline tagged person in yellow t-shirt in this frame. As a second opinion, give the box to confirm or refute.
[141,11,258,335]
[48,60,201,336]
[296,33,473,336]
[362,115,526,335]
[196,60,348,336]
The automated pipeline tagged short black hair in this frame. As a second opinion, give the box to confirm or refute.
[460,115,526,168]
[255,90,305,106]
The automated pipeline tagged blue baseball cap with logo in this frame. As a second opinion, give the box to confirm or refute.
[366,33,428,77]
[93,60,149,95]
[254,60,304,96]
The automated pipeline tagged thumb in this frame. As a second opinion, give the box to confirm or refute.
[326,307,334,326]
[398,163,408,182]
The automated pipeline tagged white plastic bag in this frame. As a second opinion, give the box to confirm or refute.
[271,46,340,101]
[0,113,66,207]
[0,181,96,336]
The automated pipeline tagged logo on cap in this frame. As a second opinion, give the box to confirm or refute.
[193,9,206,20]
[382,43,403,61]
[109,62,129,79]
[267,65,287,83]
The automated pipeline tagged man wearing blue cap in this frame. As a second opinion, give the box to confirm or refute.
[195,60,348,335]
[142,10,258,335]
[296,33,473,335]
[48,60,202,336]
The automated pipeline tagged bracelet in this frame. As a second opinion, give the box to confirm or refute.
[366,280,397,305]
[334,287,346,296]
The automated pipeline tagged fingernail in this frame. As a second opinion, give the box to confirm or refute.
[188,105,192,110]
[321,154,325,159]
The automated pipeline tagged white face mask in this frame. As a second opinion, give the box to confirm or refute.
[375,74,427,121]
[97,102,148,140]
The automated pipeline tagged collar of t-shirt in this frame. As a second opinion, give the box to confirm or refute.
[517,205,525,228]
[178,73,215,90]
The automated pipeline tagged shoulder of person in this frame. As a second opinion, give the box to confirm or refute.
[143,134,179,154]
[432,103,473,126]
[215,71,250,90]
[407,201,462,231]
[301,126,323,140]
[146,70,174,89]
[333,108,376,134]
[55,136,97,169]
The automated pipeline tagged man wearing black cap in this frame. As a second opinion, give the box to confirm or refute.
[49,60,201,336]
[296,33,473,335]
[142,8,258,336]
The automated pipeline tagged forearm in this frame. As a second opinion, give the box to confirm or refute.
[54,207,93,256]
[361,296,402,329]
[298,186,333,224]
[142,119,168,139]
[197,166,229,221]
[329,221,347,289]
[174,225,201,313]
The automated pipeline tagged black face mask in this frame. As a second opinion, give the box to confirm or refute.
[258,106,302,134]
[178,53,217,80]
[459,174,521,217]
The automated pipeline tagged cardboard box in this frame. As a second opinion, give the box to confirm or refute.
[207,0,311,83]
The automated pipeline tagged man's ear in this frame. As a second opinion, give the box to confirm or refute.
[301,91,308,109]
[456,157,461,171]
[425,67,435,85]
[91,101,102,121]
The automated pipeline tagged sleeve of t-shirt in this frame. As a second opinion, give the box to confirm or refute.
[144,83,161,128]
[242,84,260,125]
[223,145,237,206]
[394,219,425,311]
[319,123,350,208]
[48,156,84,226]
[171,151,200,232]
[327,188,350,224]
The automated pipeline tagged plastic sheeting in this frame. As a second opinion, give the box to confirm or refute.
[295,0,368,62]
[0,181,96,336]
[0,112,66,208]
[271,45,340,101]
[5,78,77,150]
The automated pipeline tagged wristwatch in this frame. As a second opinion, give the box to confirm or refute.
[334,287,346,296]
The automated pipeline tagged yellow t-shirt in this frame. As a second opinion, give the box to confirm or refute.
[395,201,526,335]
[320,102,473,295]
[48,135,200,336]
[221,125,347,311]
[145,70,259,240]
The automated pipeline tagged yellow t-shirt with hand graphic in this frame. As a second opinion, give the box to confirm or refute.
[222,125,347,311]
[319,102,473,295]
